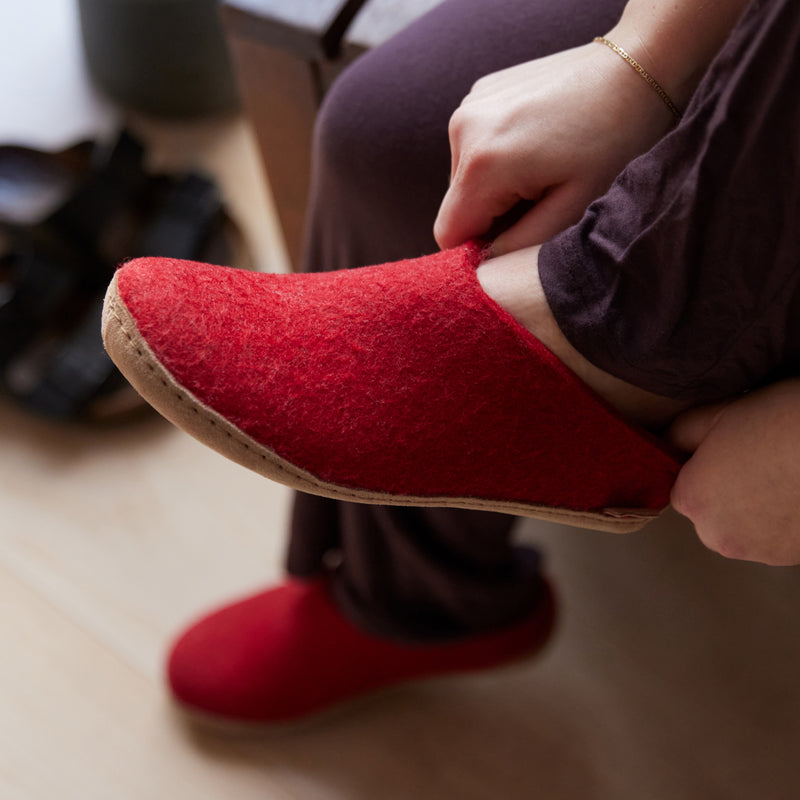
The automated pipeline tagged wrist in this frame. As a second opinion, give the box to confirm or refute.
[593,36,682,122]
[603,20,698,109]
[607,0,749,108]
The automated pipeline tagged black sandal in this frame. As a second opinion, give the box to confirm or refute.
[0,130,244,423]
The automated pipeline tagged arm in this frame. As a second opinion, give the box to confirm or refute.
[434,0,750,254]
[669,380,800,566]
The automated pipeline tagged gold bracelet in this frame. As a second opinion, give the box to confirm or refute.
[593,37,682,122]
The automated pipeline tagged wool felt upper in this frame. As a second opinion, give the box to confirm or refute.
[167,576,555,723]
[114,242,680,513]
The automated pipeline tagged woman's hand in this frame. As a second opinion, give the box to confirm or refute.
[669,381,800,566]
[434,0,750,254]
[434,42,675,255]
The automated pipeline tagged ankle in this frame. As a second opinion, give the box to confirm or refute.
[476,246,689,430]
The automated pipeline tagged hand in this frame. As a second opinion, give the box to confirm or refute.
[434,42,675,255]
[669,380,800,566]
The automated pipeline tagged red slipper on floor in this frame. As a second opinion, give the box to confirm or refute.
[102,242,681,532]
[167,576,556,727]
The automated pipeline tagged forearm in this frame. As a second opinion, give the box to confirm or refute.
[606,0,751,107]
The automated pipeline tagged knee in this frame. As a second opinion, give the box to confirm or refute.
[313,63,369,175]
[312,48,450,185]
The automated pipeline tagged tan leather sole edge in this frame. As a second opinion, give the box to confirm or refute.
[102,273,662,534]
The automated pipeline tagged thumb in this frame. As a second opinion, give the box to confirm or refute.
[434,177,522,250]
[667,401,732,453]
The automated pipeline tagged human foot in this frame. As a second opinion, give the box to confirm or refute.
[167,575,556,727]
[102,242,682,532]
[477,245,689,429]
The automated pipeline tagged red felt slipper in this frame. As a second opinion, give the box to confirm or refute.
[166,576,556,727]
[102,242,681,532]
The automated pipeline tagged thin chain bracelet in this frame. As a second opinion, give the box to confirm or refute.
[593,37,682,122]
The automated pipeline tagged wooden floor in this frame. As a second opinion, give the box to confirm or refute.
[2,117,799,800]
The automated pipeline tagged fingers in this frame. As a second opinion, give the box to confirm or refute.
[439,178,603,256]
[490,185,586,256]
[435,100,536,250]
[434,165,522,250]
